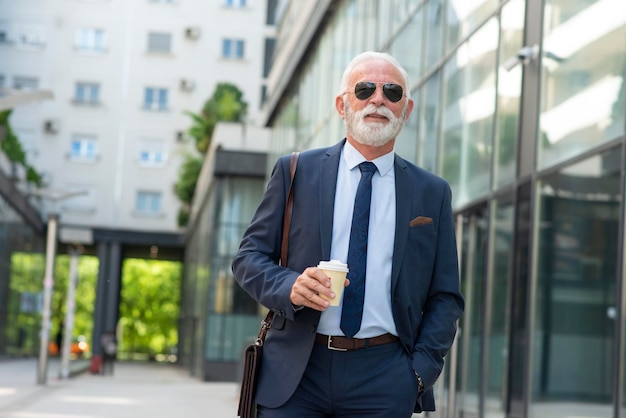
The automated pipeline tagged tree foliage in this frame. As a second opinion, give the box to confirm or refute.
[0,110,42,187]
[6,254,181,359]
[119,259,181,356]
[175,82,248,227]
[51,255,99,345]
[174,154,203,227]
[174,155,203,203]
[186,82,248,154]
[5,252,98,355]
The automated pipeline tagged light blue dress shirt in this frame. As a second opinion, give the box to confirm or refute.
[317,141,398,338]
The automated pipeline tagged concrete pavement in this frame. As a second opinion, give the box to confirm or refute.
[0,358,240,418]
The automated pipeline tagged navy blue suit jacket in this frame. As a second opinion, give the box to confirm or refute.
[233,140,464,412]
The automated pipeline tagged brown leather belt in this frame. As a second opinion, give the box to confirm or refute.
[315,333,399,351]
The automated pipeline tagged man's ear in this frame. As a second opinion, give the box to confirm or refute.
[404,98,415,121]
[335,95,346,119]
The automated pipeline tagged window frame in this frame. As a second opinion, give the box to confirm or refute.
[13,76,39,91]
[147,32,172,54]
[224,0,247,7]
[221,38,245,59]
[75,28,107,52]
[69,134,98,162]
[74,82,101,105]
[143,87,169,111]
[135,191,163,216]
[138,139,167,166]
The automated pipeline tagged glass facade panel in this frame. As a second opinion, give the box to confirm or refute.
[494,0,524,189]
[441,19,498,208]
[205,177,264,362]
[419,72,441,173]
[395,97,418,163]
[531,147,620,418]
[424,0,446,74]
[343,1,357,57]
[485,197,514,418]
[538,0,626,169]
[376,1,393,46]
[0,196,45,356]
[446,0,499,52]
[389,6,425,85]
[457,208,488,417]
[297,69,314,148]
[353,0,377,52]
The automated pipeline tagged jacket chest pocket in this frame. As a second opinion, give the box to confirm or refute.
[407,223,437,263]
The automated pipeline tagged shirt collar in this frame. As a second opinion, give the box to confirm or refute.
[343,140,394,176]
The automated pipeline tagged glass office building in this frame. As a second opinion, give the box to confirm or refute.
[261,1,626,417]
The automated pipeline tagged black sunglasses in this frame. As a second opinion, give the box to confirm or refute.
[353,81,404,103]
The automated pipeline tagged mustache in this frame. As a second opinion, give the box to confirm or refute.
[356,104,396,121]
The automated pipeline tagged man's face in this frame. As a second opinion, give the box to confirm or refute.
[338,59,413,147]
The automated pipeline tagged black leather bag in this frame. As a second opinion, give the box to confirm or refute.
[237,152,299,418]
[238,311,272,418]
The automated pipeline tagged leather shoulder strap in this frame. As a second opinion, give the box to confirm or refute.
[280,151,299,266]
[262,152,299,331]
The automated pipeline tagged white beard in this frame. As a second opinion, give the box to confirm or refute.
[344,102,407,147]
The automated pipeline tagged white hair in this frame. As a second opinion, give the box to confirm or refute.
[339,51,411,99]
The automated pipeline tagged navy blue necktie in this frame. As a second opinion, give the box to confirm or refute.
[341,161,377,338]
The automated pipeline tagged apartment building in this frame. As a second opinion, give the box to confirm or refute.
[0,0,273,355]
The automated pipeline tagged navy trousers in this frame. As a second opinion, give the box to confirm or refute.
[257,339,419,417]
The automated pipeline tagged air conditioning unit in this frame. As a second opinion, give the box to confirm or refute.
[44,119,59,134]
[180,78,195,92]
[184,26,201,40]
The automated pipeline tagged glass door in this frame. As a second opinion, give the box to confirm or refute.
[456,206,489,418]
[435,206,490,418]
[437,200,514,418]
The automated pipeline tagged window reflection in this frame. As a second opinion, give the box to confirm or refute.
[494,0,525,189]
[420,72,441,173]
[538,0,626,169]
[390,7,425,84]
[442,19,498,208]
[425,0,445,74]
[446,0,499,52]
[457,209,488,417]
[1,198,45,357]
[532,147,620,418]
[395,95,419,162]
[205,176,266,363]
[485,198,514,418]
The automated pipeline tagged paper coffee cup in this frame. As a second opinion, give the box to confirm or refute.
[317,260,349,306]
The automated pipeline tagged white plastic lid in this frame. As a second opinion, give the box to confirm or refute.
[317,260,349,272]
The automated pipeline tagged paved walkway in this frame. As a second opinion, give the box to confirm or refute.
[0,358,239,418]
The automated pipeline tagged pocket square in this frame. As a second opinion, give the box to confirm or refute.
[410,216,433,227]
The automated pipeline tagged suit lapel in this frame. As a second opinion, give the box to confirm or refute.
[319,141,343,261]
[391,155,412,296]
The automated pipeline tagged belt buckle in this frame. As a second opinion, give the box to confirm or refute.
[327,336,347,351]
